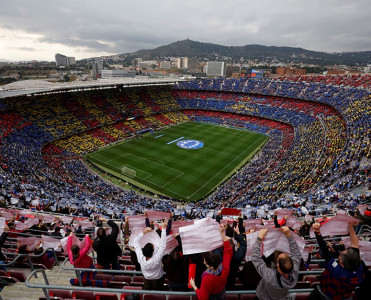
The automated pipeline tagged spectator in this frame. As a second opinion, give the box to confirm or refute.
[93,219,122,270]
[163,245,189,291]
[355,207,371,227]
[49,226,63,238]
[33,244,56,270]
[273,211,287,228]
[67,232,96,284]
[223,224,247,290]
[67,233,94,269]
[309,222,365,299]
[0,225,9,270]
[189,226,233,300]
[252,226,301,300]
[133,220,168,290]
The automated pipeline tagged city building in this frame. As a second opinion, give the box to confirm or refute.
[276,67,306,76]
[137,60,158,70]
[101,69,136,78]
[226,65,241,78]
[92,61,103,79]
[159,61,171,69]
[176,57,199,71]
[326,69,346,75]
[206,61,226,77]
[55,53,76,67]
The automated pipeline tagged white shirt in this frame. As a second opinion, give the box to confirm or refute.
[133,229,166,280]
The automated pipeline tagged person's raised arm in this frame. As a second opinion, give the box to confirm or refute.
[348,222,359,249]
[238,212,245,234]
[107,220,119,240]
[133,227,152,261]
[312,222,332,262]
[281,226,301,270]
[67,233,75,264]
[166,217,172,236]
[79,235,92,257]
[158,219,168,251]
[233,226,247,262]
[252,228,268,276]
[274,211,280,228]
[216,210,223,224]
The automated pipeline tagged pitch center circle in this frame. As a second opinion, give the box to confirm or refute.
[177,139,204,149]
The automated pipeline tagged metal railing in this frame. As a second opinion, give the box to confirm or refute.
[0,248,59,278]
[61,257,143,286]
[25,268,314,300]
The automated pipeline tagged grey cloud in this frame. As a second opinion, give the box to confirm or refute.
[0,0,370,60]
[11,47,37,52]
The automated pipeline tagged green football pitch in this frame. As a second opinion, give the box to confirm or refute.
[85,122,268,202]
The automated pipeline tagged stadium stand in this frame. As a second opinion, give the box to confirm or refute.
[0,76,369,299]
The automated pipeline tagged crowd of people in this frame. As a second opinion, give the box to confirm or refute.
[2,205,371,299]
[0,77,367,221]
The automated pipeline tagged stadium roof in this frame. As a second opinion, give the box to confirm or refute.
[0,77,183,99]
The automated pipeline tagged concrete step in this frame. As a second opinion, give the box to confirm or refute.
[1,284,44,300]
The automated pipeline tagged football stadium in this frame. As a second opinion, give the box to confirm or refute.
[0,74,370,299]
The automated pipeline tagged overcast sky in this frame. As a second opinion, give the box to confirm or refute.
[0,0,370,61]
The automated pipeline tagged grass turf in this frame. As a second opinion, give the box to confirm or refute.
[85,122,268,202]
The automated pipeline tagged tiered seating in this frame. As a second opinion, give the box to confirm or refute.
[0,76,368,218]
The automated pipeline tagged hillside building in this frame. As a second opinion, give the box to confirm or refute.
[55,53,76,67]
[206,61,226,77]
[276,67,306,76]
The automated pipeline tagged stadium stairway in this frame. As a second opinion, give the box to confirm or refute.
[1,264,74,300]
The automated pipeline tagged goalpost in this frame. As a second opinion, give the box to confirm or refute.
[121,166,136,177]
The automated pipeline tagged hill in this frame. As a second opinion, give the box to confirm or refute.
[101,40,371,66]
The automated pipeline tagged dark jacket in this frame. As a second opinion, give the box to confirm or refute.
[93,220,122,266]
[213,233,247,290]
[226,233,247,290]
[0,232,8,261]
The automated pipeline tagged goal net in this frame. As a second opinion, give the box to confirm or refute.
[121,166,136,177]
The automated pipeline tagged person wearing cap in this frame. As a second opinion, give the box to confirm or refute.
[252,226,301,300]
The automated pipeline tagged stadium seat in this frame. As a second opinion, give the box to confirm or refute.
[142,295,166,300]
[130,276,144,287]
[72,291,95,300]
[111,274,131,288]
[240,295,256,300]
[225,295,239,300]
[294,281,311,289]
[7,270,26,282]
[302,275,320,286]
[95,273,113,281]
[95,293,118,300]
[49,289,73,299]
[168,295,191,300]
[121,286,143,300]
[307,264,320,270]
[295,292,311,300]
[124,265,136,271]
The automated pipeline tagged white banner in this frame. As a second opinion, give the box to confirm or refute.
[179,217,222,255]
